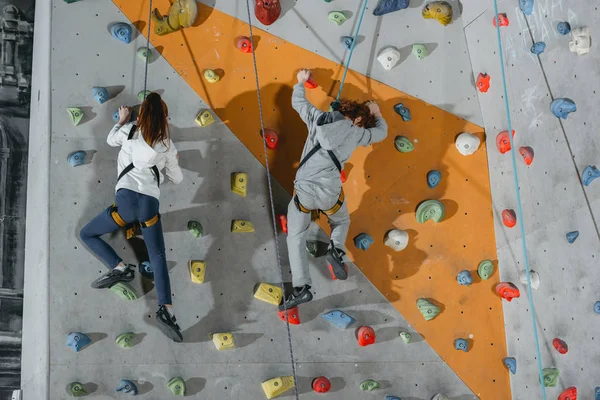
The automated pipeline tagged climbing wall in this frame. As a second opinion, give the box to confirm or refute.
[462,0,600,398]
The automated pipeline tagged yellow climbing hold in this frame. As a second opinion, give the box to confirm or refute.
[211,332,235,350]
[203,69,220,83]
[261,376,295,399]
[67,107,84,126]
[253,283,283,306]
[231,220,254,232]
[195,109,215,127]
[189,260,206,284]
[231,172,248,197]
[422,1,453,26]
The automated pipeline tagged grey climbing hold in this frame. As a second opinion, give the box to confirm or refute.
[557,21,571,35]
[503,357,517,374]
[519,0,534,16]
[582,165,600,186]
[417,298,440,321]
[354,233,374,250]
[111,22,132,44]
[431,395,450,400]
[92,87,109,104]
[116,332,136,348]
[384,229,409,251]
[570,26,591,56]
[457,270,473,286]
[110,282,137,300]
[140,261,154,279]
[566,231,579,244]
[412,43,428,60]
[137,47,154,62]
[594,301,600,314]
[116,379,138,395]
[66,332,91,352]
[188,220,203,238]
[551,98,576,119]
[68,151,86,167]
[322,310,357,329]
[416,200,445,223]
[394,136,414,153]
[168,377,186,396]
[398,331,411,343]
[518,269,540,290]
[69,382,87,397]
[454,338,468,352]
[341,36,354,50]
[393,103,412,121]
[138,90,152,102]
[427,170,441,189]
[67,108,84,126]
[359,379,380,391]
[531,41,546,55]
[477,260,494,280]
[377,47,400,70]
[373,0,409,16]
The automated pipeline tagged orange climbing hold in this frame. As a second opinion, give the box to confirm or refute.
[558,387,577,400]
[552,338,568,354]
[357,326,376,347]
[502,209,517,228]
[312,376,331,393]
[493,13,510,27]
[279,214,288,234]
[278,306,301,325]
[496,282,520,302]
[263,128,279,150]
[304,75,318,89]
[340,169,347,183]
[237,36,253,53]
[496,130,515,154]
[476,73,491,93]
[519,146,534,166]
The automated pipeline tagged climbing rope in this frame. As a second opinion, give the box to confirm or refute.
[492,2,547,399]
[142,0,153,98]
[243,1,300,398]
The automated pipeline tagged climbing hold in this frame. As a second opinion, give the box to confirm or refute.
[195,110,215,127]
[137,47,154,62]
[312,376,331,393]
[393,103,412,122]
[531,41,546,55]
[596,387,600,400]
[279,215,288,234]
[582,165,600,186]
[69,382,87,397]
[261,376,295,399]
[64,0,82,3]
[384,229,408,251]
[373,0,409,16]
[427,170,441,189]
[278,306,301,325]
[412,44,428,60]
[237,36,253,53]
[322,310,356,329]
[66,332,91,352]
[519,146,534,166]
[203,69,220,83]
[454,338,469,352]
[394,136,414,153]
[552,338,568,354]
[518,269,540,290]
[354,233,374,250]
[152,0,197,35]
[476,73,491,93]
[551,98,577,119]
[139,261,153,279]
[92,87,109,104]
[112,109,120,123]
[557,21,571,35]
[116,332,136,348]
[110,282,137,301]
[306,240,329,258]
[211,332,235,350]
[431,395,450,400]
[496,282,520,302]
[541,368,559,387]
[417,298,441,321]
[558,387,577,400]
[566,231,579,243]
[116,379,138,395]
[357,326,376,346]
[398,331,411,343]
[168,377,186,396]
[231,220,255,232]
[187,220,203,237]
[503,357,517,374]
[68,151,86,167]
[386,396,401,400]
[254,283,283,305]
[493,13,510,27]
[328,11,348,25]
[138,90,152,102]
[231,172,248,197]
[304,75,318,89]
[595,301,600,314]
[340,169,347,183]
[263,129,279,150]
[110,23,132,44]
[502,209,517,228]
[377,47,401,70]
[67,108,84,126]
[455,132,481,156]
[569,26,591,56]
[422,1,453,26]
[416,200,445,224]
[519,0,534,16]
[496,130,515,154]
[359,379,380,391]
[341,36,355,50]
[255,0,281,26]
[457,270,473,286]
[477,260,495,280]
[189,260,206,284]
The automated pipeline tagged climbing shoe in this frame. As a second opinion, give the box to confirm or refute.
[156,305,183,343]
[91,265,135,289]
[279,285,313,311]
[326,243,348,280]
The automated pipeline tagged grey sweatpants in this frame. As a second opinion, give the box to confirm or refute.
[286,192,350,288]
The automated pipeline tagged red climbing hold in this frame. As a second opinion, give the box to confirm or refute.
[340,169,347,183]
[255,0,281,26]
[519,146,534,166]
[328,263,348,280]
[552,338,568,354]
[278,306,300,325]
[304,75,318,89]
[357,326,376,347]
[496,282,520,302]
[493,13,510,27]
[476,73,491,93]
[496,130,516,154]
[312,377,331,393]
[263,129,279,150]
[502,209,517,228]
[279,214,288,234]
[558,387,577,400]
[237,36,253,53]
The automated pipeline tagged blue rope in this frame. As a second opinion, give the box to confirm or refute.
[492,2,547,399]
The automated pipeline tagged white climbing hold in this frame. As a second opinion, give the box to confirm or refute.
[377,47,400,70]
[569,26,591,56]
[519,269,540,290]
[431,394,450,400]
[455,133,480,156]
[384,229,409,251]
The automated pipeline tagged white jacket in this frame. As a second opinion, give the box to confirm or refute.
[107,122,183,200]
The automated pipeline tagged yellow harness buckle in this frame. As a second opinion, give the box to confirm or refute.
[109,205,161,239]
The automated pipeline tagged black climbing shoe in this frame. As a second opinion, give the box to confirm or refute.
[326,243,348,280]
[279,285,313,311]
[156,305,183,343]
[91,265,135,289]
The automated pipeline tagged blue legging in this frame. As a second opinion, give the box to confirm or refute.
[80,189,172,306]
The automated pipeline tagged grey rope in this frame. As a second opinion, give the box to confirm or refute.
[143,0,153,98]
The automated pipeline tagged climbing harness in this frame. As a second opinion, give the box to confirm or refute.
[493,2,546,399]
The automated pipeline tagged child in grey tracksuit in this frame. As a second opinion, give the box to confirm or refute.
[280,69,388,310]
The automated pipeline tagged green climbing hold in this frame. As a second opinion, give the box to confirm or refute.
[412,44,428,60]
[138,90,152,102]
[116,332,136,348]
[399,331,412,343]
[67,108,84,126]
[477,260,495,280]
[328,11,348,25]
[416,200,445,223]
[168,377,186,396]
[394,136,414,153]
[188,220,203,238]
[69,382,87,397]
[359,379,380,391]
[417,298,440,321]
[541,368,559,387]
[137,47,154,62]
[109,282,137,301]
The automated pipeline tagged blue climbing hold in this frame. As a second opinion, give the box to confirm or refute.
[373,0,409,16]
[594,301,600,314]
[557,21,571,35]
[354,233,374,250]
[566,231,579,244]
[140,261,154,279]
[582,165,600,186]
[66,332,91,352]
[92,87,109,104]
[454,338,469,352]
[393,103,411,122]
[341,36,354,50]
[531,42,546,55]
[322,310,357,329]
[457,270,473,286]
[596,386,600,400]
[112,109,120,123]
[550,98,577,119]
[116,379,138,395]
[503,357,517,374]
[68,151,86,167]
[519,0,534,16]
[427,170,442,189]
[386,396,402,400]
[111,23,132,44]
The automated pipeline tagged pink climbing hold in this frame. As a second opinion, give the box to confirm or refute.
[493,13,510,27]
[476,73,491,93]
[496,130,516,154]
[552,338,568,354]
[357,326,376,347]
[502,209,517,228]
[312,376,331,393]
[519,146,534,166]
[496,282,520,302]
[558,387,577,400]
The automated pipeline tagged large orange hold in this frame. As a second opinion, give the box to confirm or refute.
[558,386,577,400]
[496,130,516,154]
[357,326,376,347]
[263,129,279,150]
[277,306,300,325]
[502,209,517,228]
[496,282,520,302]
[552,338,568,354]
[476,73,491,93]
[312,376,331,393]
[255,0,281,26]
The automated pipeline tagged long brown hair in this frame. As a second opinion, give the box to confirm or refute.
[137,92,170,147]
[338,100,377,129]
